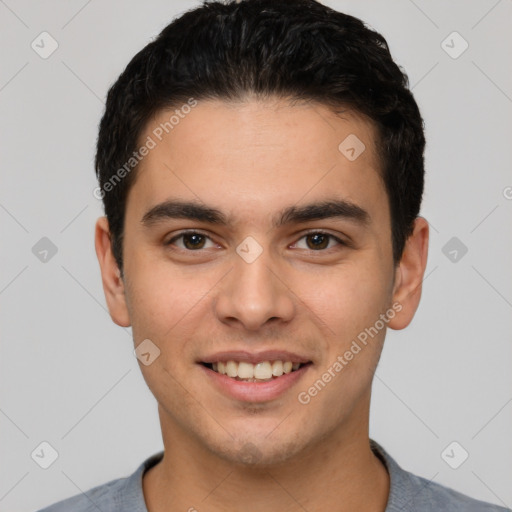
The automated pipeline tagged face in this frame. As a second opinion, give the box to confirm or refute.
[96,97,427,466]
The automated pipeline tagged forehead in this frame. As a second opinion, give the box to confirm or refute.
[128,98,388,230]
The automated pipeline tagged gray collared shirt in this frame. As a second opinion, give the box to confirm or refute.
[36,439,510,511]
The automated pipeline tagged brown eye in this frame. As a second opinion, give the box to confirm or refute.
[166,231,214,250]
[182,233,206,250]
[294,231,344,251]
[305,233,330,250]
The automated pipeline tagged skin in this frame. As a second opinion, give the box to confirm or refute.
[95,97,429,512]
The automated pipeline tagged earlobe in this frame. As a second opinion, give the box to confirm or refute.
[388,216,429,331]
[94,216,131,327]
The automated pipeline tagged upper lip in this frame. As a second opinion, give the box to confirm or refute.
[198,350,312,365]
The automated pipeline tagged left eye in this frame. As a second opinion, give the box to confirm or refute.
[293,232,344,251]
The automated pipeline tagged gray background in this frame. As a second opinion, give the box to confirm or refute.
[1,0,511,510]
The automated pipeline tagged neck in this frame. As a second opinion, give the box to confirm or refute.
[143,408,390,512]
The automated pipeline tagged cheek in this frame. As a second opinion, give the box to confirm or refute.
[125,254,223,347]
[293,259,391,340]
[123,256,184,340]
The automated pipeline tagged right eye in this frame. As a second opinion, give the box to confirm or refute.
[165,231,218,251]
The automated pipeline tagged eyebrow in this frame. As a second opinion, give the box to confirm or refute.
[141,198,370,229]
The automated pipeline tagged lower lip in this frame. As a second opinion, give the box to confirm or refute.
[199,364,311,402]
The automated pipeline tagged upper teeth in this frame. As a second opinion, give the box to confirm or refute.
[212,360,300,380]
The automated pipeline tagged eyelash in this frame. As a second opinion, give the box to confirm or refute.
[165,230,347,252]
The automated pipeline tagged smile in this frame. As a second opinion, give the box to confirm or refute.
[199,357,312,402]
[202,360,308,382]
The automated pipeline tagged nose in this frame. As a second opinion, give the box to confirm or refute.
[213,244,295,332]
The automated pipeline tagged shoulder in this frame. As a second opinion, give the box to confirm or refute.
[370,440,510,512]
[34,476,124,512]
[34,451,164,512]
[402,470,510,511]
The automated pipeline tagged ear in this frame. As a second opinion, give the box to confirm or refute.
[387,216,429,330]
[94,216,131,327]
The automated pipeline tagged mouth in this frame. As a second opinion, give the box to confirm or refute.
[197,350,313,402]
[200,360,312,382]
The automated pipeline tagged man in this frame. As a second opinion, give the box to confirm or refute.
[37,0,509,510]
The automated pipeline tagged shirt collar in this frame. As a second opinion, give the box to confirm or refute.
[118,439,415,512]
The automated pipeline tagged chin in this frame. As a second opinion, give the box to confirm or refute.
[209,435,304,467]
